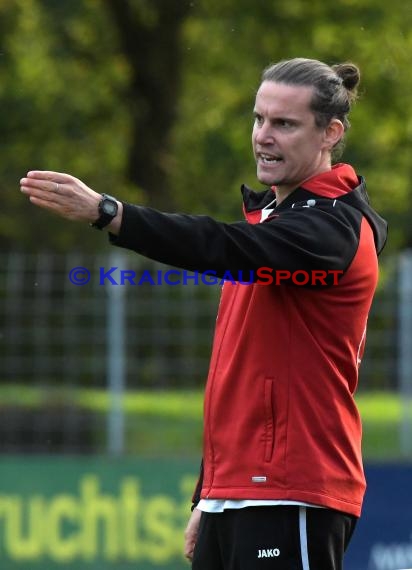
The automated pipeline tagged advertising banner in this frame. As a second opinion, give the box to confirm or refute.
[0,459,411,569]
[346,464,412,570]
[0,457,198,569]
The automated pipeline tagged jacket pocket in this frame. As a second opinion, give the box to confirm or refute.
[263,377,275,462]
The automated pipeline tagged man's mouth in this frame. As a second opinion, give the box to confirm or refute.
[258,153,283,165]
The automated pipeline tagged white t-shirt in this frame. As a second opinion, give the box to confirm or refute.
[197,499,324,513]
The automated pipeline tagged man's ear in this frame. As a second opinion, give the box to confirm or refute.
[323,119,345,150]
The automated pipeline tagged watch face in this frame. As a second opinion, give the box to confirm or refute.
[102,200,117,215]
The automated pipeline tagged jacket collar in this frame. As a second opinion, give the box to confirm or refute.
[242,163,358,213]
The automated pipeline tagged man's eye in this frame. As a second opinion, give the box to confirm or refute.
[254,115,264,125]
[279,120,296,129]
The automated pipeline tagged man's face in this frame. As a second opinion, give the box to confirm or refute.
[252,81,332,192]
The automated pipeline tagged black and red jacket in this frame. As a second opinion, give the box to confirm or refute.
[110,163,387,517]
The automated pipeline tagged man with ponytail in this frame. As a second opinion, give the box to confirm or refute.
[21,57,387,569]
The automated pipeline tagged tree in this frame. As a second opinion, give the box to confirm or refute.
[103,0,192,208]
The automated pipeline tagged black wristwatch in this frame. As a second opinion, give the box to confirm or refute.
[91,194,118,230]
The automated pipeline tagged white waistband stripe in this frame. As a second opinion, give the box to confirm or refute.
[299,506,311,570]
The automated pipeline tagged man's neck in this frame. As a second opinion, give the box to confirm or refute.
[275,164,333,205]
[274,186,295,206]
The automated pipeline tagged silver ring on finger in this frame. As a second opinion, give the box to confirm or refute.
[55,182,59,192]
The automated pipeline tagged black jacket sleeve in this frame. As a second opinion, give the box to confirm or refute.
[109,199,362,278]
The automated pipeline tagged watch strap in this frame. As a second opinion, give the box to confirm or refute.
[91,194,118,230]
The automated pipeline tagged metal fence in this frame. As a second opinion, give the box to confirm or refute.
[1,251,220,389]
[0,250,407,454]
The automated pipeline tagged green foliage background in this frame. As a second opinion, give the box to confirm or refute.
[1,0,411,251]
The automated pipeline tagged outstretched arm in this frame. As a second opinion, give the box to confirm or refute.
[21,170,361,280]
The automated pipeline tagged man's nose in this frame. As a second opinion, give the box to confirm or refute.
[255,122,274,144]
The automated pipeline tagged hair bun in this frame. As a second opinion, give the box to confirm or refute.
[332,63,360,92]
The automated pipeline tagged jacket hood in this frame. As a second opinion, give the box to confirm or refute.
[300,163,359,198]
[242,163,388,255]
[303,163,388,254]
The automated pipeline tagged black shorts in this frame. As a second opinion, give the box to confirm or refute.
[192,505,357,570]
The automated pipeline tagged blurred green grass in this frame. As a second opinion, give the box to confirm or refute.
[356,392,405,460]
[0,387,409,460]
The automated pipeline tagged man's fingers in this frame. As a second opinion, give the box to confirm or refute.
[21,171,75,194]
[20,177,70,197]
[21,179,68,199]
[184,540,195,561]
[26,170,73,183]
[28,195,64,213]
[21,170,102,223]
[187,545,195,560]
[21,178,50,193]
[21,185,58,202]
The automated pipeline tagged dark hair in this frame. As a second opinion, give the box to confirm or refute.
[261,58,360,160]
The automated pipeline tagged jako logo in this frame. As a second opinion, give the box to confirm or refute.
[257,548,280,558]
